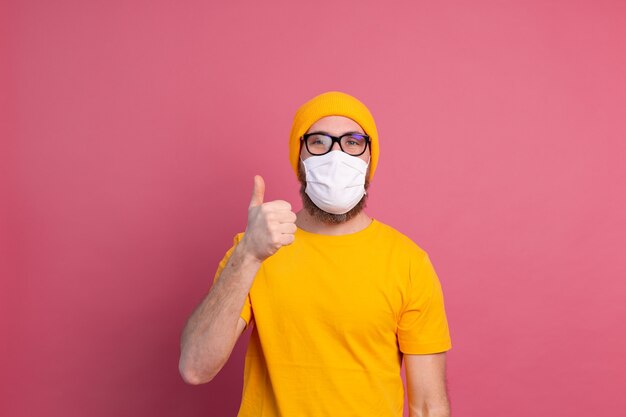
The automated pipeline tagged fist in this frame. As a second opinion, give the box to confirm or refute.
[242,175,297,261]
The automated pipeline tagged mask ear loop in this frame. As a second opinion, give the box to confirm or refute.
[299,134,310,179]
[363,153,371,196]
[299,157,309,190]
[364,143,373,195]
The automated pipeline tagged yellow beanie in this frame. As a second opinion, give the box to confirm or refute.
[289,91,379,180]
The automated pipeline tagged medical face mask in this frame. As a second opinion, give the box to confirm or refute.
[301,150,369,215]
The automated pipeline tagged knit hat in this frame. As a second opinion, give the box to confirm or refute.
[289,91,379,180]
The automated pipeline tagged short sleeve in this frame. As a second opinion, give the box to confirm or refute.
[211,232,253,329]
[397,253,452,354]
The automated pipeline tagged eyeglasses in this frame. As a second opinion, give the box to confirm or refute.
[301,132,370,156]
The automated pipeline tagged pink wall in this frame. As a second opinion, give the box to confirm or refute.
[3,0,625,416]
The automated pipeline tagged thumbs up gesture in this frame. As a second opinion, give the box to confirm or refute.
[241,175,297,262]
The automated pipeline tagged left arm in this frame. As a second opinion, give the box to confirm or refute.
[405,352,450,417]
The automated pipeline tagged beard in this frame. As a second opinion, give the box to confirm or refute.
[298,161,371,225]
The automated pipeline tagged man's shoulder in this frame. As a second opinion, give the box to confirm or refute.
[372,219,428,257]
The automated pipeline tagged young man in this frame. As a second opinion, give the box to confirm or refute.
[179,91,453,417]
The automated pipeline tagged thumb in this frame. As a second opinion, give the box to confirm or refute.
[249,175,265,208]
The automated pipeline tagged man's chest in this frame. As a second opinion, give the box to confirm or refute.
[249,247,408,339]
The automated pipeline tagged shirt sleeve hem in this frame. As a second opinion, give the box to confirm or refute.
[399,339,452,354]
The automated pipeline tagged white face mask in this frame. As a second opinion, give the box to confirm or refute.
[301,150,369,215]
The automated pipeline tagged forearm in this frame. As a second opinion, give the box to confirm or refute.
[179,240,261,384]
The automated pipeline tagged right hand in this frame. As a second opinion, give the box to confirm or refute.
[241,175,297,261]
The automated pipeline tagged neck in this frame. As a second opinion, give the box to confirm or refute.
[295,209,372,236]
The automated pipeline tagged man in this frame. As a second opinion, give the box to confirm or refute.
[179,91,453,417]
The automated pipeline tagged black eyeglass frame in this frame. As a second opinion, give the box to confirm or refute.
[300,132,370,157]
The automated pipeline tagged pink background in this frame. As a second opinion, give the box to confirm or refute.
[2,0,625,416]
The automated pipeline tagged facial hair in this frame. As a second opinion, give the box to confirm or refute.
[297,160,371,225]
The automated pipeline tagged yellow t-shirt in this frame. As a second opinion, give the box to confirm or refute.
[212,218,452,417]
